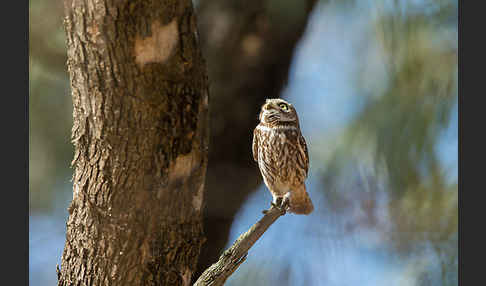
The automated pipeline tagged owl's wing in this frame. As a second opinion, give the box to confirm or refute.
[252,128,259,162]
[297,134,309,177]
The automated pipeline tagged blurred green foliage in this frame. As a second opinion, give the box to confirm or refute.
[317,0,458,283]
[29,0,72,212]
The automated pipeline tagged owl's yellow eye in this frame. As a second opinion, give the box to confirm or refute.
[279,103,288,111]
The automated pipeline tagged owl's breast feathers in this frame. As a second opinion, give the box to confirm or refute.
[252,123,309,187]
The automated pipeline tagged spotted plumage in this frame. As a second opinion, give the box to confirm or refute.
[252,98,313,215]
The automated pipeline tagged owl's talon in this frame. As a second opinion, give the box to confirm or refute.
[266,199,286,215]
[271,197,282,209]
[280,196,290,211]
[265,200,278,214]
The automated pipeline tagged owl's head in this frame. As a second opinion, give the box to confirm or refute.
[259,98,300,126]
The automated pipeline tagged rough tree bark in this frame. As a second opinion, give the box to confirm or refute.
[194,0,318,279]
[57,0,209,285]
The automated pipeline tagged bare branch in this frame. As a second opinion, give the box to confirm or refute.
[193,206,286,286]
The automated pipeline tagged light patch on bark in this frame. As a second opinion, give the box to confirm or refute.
[181,268,192,286]
[135,19,179,68]
[202,92,209,107]
[169,152,195,183]
[192,183,204,211]
[159,151,198,199]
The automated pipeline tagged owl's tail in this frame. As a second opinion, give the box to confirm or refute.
[289,185,314,215]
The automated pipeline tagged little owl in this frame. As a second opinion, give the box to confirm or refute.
[252,98,314,215]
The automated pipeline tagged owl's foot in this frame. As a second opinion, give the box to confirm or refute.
[262,197,286,215]
[272,197,283,208]
[280,196,290,212]
[275,197,288,215]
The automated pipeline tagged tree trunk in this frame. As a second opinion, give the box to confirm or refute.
[58,0,209,285]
